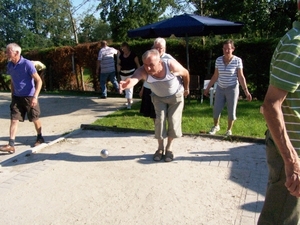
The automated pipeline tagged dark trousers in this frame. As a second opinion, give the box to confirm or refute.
[258,130,300,225]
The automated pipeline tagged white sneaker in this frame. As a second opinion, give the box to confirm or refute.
[209,125,220,135]
[224,130,232,137]
[125,100,133,106]
[127,104,131,109]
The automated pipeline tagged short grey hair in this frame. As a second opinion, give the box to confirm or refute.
[142,49,160,61]
[6,43,22,54]
[153,37,166,48]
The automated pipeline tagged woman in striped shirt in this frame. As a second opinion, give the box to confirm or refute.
[204,39,252,136]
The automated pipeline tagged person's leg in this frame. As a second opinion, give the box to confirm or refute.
[153,138,164,161]
[258,130,300,225]
[212,86,226,126]
[120,74,133,108]
[109,72,119,92]
[227,120,234,132]
[33,119,42,135]
[209,86,225,134]
[152,95,167,161]
[126,86,134,108]
[157,139,164,150]
[0,119,18,153]
[164,92,184,162]
[27,97,44,146]
[165,137,174,152]
[9,119,19,140]
[0,97,24,153]
[126,74,134,106]
[9,97,24,142]
[166,92,184,141]
[100,73,109,97]
[152,96,167,140]
[225,84,239,133]
[33,119,44,146]
[213,118,220,127]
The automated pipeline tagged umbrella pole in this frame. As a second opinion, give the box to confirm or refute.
[185,34,189,71]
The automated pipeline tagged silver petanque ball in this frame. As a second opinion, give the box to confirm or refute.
[100,149,109,158]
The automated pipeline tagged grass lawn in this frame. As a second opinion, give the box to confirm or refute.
[93,98,266,139]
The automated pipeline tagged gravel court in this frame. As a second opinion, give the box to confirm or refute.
[0,92,268,225]
[0,92,127,164]
[0,127,267,225]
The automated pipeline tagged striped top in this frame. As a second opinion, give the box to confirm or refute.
[215,55,242,88]
[270,21,300,153]
[97,46,118,73]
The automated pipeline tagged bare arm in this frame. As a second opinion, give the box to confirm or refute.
[117,55,121,73]
[134,56,141,68]
[168,59,190,97]
[119,66,147,94]
[31,72,42,106]
[204,68,219,96]
[237,68,252,101]
[262,85,300,197]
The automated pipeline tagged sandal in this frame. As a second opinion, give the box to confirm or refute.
[153,150,164,161]
[164,150,174,162]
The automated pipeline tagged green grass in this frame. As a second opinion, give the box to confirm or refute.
[93,98,266,139]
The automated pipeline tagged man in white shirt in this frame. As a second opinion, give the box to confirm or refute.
[96,40,119,99]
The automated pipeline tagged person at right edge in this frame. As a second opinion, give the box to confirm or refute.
[258,1,300,224]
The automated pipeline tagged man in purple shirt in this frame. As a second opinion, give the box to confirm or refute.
[0,43,44,154]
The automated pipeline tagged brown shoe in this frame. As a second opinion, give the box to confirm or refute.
[34,137,45,147]
[0,145,15,154]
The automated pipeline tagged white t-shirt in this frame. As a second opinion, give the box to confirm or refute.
[97,46,118,73]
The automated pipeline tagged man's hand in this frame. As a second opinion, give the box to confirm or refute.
[119,80,127,94]
[203,88,209,96]
[285,160,300,197]
[31,97,38,107]
[184,89,189,97]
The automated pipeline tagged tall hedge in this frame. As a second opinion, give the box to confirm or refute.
[0,38,279,100]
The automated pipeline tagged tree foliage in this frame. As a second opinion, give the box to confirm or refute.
[189,0,299,38]
[0,0,300,48]
[96,0,179,41]
[0,0,76,48]
[78,15,111,43]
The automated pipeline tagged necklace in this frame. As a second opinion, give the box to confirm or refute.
[223,56,233,65]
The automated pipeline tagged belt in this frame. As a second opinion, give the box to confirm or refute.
[120,69,135,74]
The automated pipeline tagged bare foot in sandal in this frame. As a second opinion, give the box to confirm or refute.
[153,149,164,161]
[164,150,174,162]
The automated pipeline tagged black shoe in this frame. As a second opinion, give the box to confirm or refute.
[100,96,107,99]
[34,137,45,147]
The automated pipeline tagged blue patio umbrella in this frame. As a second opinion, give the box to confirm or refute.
[127,14,243,70]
